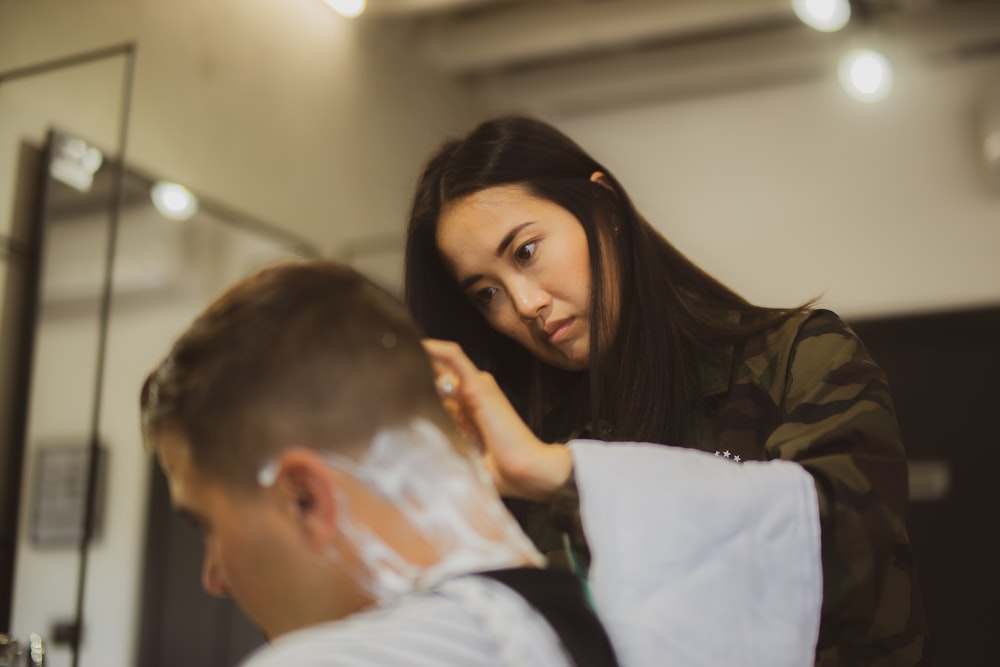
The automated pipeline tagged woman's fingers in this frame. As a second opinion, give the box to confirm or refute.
[423,339,483,387]
[425,344,484,451]
[423,339,517,444]
[421,339,573,501]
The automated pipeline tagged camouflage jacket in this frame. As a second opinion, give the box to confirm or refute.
[519,309,930,666]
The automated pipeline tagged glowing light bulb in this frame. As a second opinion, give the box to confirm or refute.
[323,0,365,18]
[792,0,851,33]
[838,48,894,103]
[151,181,199,221]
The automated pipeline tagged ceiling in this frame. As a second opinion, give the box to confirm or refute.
[361,0,1000,114]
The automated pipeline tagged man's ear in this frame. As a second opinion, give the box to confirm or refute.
[269,448,339,549]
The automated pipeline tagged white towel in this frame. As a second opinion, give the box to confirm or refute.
[571,441,823,667]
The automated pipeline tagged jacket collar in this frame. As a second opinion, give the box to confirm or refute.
[697,310,741,398]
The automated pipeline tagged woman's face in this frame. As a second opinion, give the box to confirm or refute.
[436,184,595,371]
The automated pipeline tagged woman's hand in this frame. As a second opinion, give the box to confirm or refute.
[423,338,573,502]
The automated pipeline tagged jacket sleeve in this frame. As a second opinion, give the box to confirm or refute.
[764,310,927,664]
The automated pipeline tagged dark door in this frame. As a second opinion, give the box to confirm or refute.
[851,306,1000,666]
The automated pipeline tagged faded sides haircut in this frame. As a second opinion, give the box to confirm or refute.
[140,260,456,489]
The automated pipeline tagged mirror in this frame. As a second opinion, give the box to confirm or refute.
[1,46,133,667]
[1,126,318,667]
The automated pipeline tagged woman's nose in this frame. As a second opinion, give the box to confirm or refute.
[510,280,550,321]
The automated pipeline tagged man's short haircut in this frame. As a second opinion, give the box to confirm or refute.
[140,260,454,489]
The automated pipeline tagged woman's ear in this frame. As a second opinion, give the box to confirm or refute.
[589,171,621,235]
[270,448,339,549]
[589,171,614,192]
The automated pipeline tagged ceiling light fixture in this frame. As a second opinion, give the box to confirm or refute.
[151,181,199,221]
[838,48,894,103]
[323,0,365,18]
[792,0,851,33]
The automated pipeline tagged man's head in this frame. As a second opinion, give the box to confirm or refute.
[140,260,467,637]
[142,260,458,488]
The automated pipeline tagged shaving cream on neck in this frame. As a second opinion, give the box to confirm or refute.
[259,419,544,604]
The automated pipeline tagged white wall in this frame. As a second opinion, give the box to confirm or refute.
[0,0,480,253]
[552,53,1000,320]
[281,48,1000,315]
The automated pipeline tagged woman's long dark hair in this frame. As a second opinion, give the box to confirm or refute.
[405,116,809,445]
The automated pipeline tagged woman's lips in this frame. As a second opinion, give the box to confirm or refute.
[545,318,575,345]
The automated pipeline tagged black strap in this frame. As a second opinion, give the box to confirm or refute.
[477,567,619,667]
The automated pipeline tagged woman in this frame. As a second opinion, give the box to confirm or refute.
[404,116,928,665]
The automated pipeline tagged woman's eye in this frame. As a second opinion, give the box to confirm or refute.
[473,286,498,306]
[514,241,537,263]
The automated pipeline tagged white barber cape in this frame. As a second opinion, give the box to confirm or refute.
[240,575,572,667]
[571,440,823,667]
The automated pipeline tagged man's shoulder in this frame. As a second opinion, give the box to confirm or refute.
[241,576,570,667]
[241,587,492,666]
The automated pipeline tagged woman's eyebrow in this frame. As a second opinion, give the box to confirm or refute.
[460,274,483,291]
[495,222,534,257]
